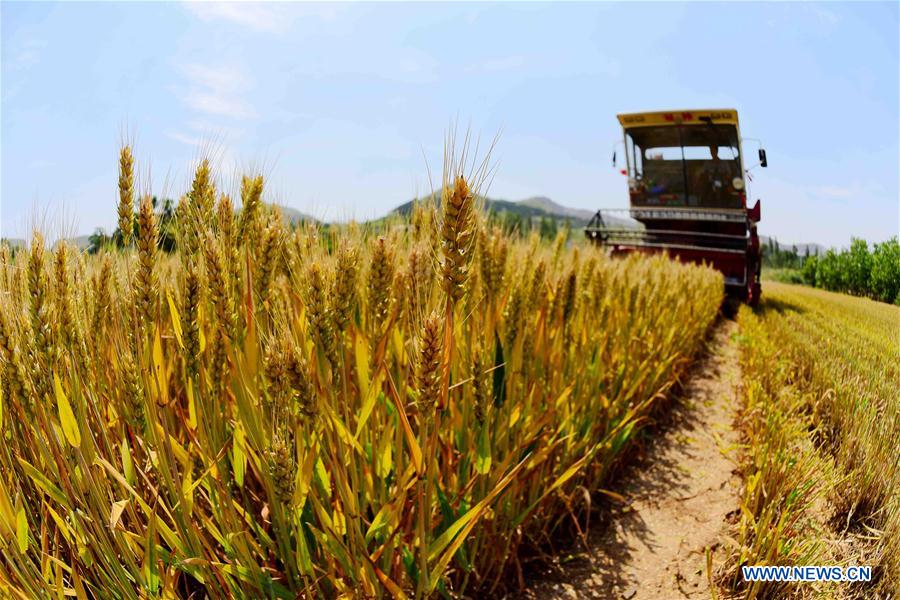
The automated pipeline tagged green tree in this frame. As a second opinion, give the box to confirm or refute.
[870,237,900,304]
[816,249,844,291]
[801,254,818,285]
[95,196,177,253]
[87,228,115,254]
[762,238,803,269]
[845,238,873,296]
[157,197,177,252]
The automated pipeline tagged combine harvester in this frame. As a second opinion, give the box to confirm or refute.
[586,109,766,305]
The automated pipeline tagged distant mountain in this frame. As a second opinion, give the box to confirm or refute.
[71,235,92,250]
[760,236,825,255]
[273,205,318,226]
[517,196,596,222]
[1,236,90,250]
[393,194,547,219]
[516,197,639,228]
[1,196,612,250]
[391,192,598,227]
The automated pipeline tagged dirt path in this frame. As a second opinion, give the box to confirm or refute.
[518,320,742,600]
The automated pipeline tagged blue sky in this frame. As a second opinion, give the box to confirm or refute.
[2,1,898,248]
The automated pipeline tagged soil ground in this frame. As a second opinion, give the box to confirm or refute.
[515,319,743,600]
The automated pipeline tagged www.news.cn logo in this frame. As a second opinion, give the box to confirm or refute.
[742,565,872,582]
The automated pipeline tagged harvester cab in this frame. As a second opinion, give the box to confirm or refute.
[587,109,765,305]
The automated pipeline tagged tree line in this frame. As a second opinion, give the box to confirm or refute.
[486,212,571,239]
[763,237,900,305]
[88,196,178,254]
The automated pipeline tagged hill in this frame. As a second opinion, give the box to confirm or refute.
[274,205,319,226]
[1,236,91,250]
[391,192,596,228]
[517,196,596,222]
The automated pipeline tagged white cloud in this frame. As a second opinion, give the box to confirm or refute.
[178,63,256,119]
[183,1,349,32]
[816,185,853,200]
[183,2,287,33]
[815,182,885,202]
[8,39,44,70]
[165,130,204,147]
[388,96,408,109]
[182,63,245,94]
[166,115,245,152]
[479,56,525,72]
[808,4,839,27]
[187,118,243,139]
[183,90,254,119]
[169,65,253,148]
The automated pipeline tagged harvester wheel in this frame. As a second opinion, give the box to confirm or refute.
[747,280,761,307]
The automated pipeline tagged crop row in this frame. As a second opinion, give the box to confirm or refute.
[723,283,899,599]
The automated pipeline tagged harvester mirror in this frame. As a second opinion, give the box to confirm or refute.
[758,149,768,167]
[612,150,617,168]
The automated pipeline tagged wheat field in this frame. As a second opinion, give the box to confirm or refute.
[0,146,723,598]
[721,283,899,599]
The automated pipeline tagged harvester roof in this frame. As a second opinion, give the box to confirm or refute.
[617,109,739,128]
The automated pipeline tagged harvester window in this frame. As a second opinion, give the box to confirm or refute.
[645,146,738,161]
[624,124,743,208]
[626,131,643,178]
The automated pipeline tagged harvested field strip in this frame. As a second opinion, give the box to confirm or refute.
[723,283,899,599]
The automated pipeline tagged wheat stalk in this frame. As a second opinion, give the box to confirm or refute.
[135,194,158,332]
[367,236,395,329]
[182,258,202,377]
[331,242,359,333]
[118,145,134,245]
